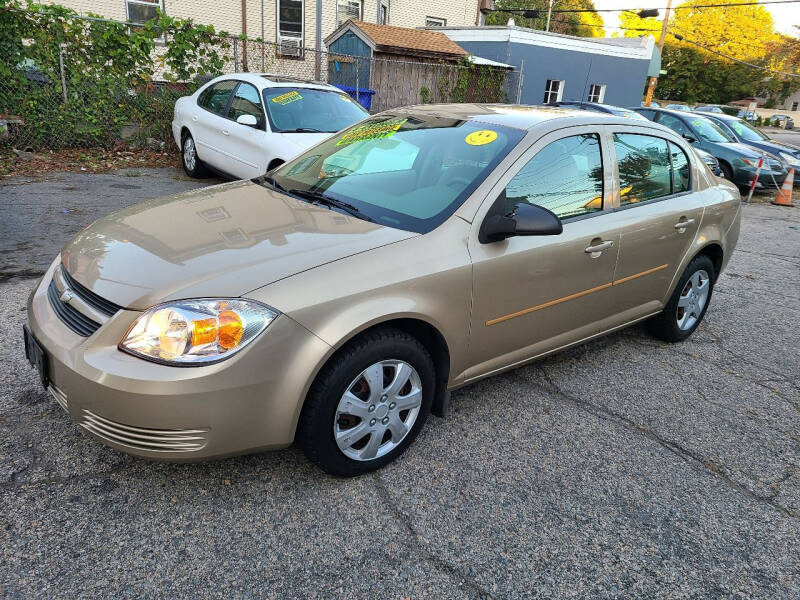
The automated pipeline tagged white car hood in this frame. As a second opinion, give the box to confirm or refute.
[275,132,333,154]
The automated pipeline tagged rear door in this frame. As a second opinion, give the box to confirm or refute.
[465,127,622,380]
[599,127,707,326]
[193,80,238,171]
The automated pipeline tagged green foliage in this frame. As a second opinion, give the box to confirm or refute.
[419,86,431,103]
[437,58,509,104]
[486,0,604,37]
[0,0,232,148]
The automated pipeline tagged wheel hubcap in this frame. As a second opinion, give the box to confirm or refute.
[334,360,422,461]
[676,269,710,330]
[183,137,196,171]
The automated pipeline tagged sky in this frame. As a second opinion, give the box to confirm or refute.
[592,0,800,37]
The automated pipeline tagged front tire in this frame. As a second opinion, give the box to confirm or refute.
[181,132,209,178]
[298,328,435,477]
[648,255,715,342]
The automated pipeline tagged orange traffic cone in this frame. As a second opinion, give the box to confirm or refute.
[772,168,795,207]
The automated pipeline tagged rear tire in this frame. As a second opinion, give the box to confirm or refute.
[181,132,209,178]
[647,255,715,342]
[298,328,435,477]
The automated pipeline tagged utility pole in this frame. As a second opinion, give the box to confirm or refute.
[546,0,554,31]
[644,0,672,107]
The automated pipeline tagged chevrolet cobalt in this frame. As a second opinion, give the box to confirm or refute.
[25,105,741,476]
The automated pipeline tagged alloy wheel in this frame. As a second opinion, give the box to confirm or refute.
[334,360,422,461]
[676,269,710,330]
[183,137,196,171]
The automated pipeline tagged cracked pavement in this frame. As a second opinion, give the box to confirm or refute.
[1,170,798,598]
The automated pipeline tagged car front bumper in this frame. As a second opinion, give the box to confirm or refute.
[25,261,331,461]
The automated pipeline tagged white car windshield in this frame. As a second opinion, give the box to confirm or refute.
[262,87,368,133]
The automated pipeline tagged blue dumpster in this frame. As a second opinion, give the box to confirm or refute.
[334,85,376,111]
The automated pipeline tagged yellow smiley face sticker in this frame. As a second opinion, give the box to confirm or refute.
[465,130,498,146]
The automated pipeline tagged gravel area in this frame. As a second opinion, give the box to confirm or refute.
[0,170,798,598]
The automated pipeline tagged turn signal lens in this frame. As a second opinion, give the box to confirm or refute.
[120,299,277,365]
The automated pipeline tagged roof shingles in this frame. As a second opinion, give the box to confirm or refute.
[350,21,467,58]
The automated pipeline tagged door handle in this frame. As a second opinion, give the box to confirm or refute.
[674,218,695,230]
[191,115,198,122]
[585,240,614,254]
[222,129,230,136]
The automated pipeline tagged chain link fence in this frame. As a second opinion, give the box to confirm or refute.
[0,10,520,152]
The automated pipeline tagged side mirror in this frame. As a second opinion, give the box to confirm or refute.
[682,134,697,144]
[237,114,258,127]
[479,203,563,244]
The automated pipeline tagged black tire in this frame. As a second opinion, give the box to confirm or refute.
[719,162,734,183]
[647,254,716,343]
[298,327,435,477]
[181,131,209,178]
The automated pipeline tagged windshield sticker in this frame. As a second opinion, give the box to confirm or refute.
[465,130,498,146]
[336,118,408,146]
[272,91,303,105]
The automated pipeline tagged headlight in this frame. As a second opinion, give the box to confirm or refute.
[779,152,800,167]
[119,299,277,365]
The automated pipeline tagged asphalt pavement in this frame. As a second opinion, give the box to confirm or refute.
[1,169,798,599]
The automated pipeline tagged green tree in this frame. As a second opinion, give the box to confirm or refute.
[486,0,604,38]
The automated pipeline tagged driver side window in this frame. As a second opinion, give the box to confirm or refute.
[502,134,604,220]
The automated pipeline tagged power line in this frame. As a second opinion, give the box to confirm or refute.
[671,32,800,77]
[486,0,800,15]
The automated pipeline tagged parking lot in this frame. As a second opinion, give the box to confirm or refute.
[1,168,798,598]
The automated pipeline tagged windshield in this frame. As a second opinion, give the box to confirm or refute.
[262,87,368,133]
[266,114,525,233]
[729,119,769,142]
[690,117,735,143]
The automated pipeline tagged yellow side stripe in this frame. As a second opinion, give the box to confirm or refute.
[485,263,669,326]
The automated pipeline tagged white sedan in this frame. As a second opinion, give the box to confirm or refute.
[172,73,369,180]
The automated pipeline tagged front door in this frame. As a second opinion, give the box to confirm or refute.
[464,128,620,381]
[221,82,269,179]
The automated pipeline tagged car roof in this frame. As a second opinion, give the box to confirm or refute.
[205,72,340,92]
[379,103,679,132]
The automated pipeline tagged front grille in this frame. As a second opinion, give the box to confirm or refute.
[47,279,101,337]
[79,409,209,453]
[48,385,68,412]
[61,268,122,317]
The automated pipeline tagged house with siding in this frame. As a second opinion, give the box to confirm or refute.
[432,25,660,108]
[39,0,481,59]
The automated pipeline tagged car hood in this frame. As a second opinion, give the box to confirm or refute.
[758,139,800,156]
[716,141,777,159]
[275,131,333,153]
[60,180,416,310]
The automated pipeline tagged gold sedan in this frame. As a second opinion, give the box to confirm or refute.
[24,104,740,476]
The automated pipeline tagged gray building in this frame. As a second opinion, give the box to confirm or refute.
[430,25,660,108]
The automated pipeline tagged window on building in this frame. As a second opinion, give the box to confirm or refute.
[791,101,798,111]
[380,0,389,24]
[587,83,605,103]
[503,134,604,219]
[278,0,303,39]
[543,79,564,104]
[426,16,447,27]
[613,133,673,206]
[337,0,362,26]
[126,0,162,24]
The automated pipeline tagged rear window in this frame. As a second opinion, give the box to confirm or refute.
[262,87,368,133]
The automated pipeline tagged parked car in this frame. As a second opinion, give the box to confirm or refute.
[640,101,661,108]
[26,105,741,476]
[546,100,648,120]
[768,114,795,130]
[633,107,788,191]
[702,113,800,179]
[694,147,723,177]
[736,109,758,122]
[666,104,693,112]
[172,73,369,180]
[694,105,724,114]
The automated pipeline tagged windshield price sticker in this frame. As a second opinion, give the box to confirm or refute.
[465,130,498,146]
[336,118,408,146]
[272,91,303,105]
